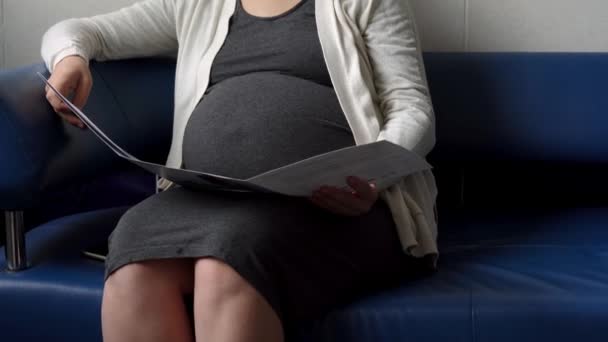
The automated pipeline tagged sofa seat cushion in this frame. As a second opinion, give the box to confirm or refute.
[294,207,608,341]
[2,207,608,342]
[0,207,127,342]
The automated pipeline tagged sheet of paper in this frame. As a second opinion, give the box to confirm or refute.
[38,74,135,158]
[130,158,273,194]
[247,140,431,196]
[38,72,432,197]
[40,72,272,191]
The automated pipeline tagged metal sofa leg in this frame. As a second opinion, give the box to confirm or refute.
[4,211,28,271]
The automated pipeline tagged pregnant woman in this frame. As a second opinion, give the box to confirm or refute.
[42,0,439,341]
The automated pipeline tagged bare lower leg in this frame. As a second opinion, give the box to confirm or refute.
[193,258,284,342]
[102,259,195,342]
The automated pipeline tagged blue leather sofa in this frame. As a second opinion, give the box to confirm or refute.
[2,53,608,341]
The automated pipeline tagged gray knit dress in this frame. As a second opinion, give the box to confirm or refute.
[105,0,432,331]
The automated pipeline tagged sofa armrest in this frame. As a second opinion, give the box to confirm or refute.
[0,58,176,210]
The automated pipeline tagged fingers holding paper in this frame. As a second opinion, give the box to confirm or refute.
[45,55,92,129]
[308,176,379,217]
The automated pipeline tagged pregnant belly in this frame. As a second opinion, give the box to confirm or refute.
[182,72,355,179]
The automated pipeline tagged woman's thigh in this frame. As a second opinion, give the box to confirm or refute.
[277,199,411,318]
[211,194,426,329]
[104,187,431,330]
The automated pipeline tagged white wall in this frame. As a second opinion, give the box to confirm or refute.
[411,0,608,52]
[1,0,608,69]
[0,0,138,69]
[0,0,5,68]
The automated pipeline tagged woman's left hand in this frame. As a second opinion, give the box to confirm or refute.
[308,176,379,216]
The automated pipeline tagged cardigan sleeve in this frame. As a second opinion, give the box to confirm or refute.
[362,0,436,157]
[41,0,178,72]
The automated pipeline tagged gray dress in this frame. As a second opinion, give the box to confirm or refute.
[106,0,433,331]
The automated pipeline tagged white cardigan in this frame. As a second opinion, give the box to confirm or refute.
[42,0,440,267]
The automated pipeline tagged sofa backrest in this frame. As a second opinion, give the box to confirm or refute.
[424,53,608,209]
[2,53,607,211]
[0,58,176,209]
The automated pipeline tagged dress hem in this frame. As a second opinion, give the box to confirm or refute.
[104,244,285,324]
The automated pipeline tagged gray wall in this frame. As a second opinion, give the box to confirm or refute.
[0,0,137,69]
[0,0,4,68]
[1,0,608,69]
[411,0,608,52]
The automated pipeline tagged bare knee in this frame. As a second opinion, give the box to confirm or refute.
[192,258,284,342]
[102,260,197,342]
[194,258,253,302]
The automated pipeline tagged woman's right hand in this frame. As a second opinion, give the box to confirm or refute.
[45,55,93,129]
